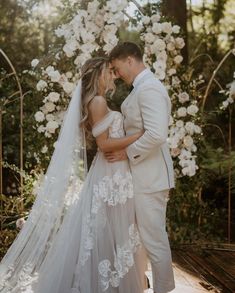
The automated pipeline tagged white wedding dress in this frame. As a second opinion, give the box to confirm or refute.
[0,109,146,293]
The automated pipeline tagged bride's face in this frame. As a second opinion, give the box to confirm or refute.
[99,63,116,94]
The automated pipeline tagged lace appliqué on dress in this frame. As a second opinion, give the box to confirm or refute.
[98,224,141,291]
[78,169,134,269]
[92,169,133,212]
[0,263,38,293]
[108,112,125,138]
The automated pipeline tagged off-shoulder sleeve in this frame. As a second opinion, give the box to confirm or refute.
[92,111,115,137]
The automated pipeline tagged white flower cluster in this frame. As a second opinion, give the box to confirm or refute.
[168,117,202,177]
[34,65,77,138]
[139,14,184,81]
[54,0,127,65]
[34,0,129,151]
[138,13,202,177]
[220,73,235,110]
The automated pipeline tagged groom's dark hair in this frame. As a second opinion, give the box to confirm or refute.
[109,42,143,61]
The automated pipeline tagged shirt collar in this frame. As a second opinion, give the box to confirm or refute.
[132,68,150,88]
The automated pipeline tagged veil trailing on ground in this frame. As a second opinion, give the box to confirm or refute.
[0,81,87,291]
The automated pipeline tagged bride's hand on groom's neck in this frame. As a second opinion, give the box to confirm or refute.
[104,149,128,162]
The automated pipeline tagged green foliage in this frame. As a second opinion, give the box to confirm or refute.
[0,162,38,259]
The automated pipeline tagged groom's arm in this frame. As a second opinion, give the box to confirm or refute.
[126,85,169,165]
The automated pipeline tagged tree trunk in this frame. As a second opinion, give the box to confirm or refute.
[162,0,188,64]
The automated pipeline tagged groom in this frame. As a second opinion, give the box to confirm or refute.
[106,42,175,293]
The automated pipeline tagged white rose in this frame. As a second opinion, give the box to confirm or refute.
[172,25,180,34]
[222,100,229,109]
[177,107,187,117]
[41,145,48,153]
[55,27,65,37]
[81,31,95,43]
[185,122,195,135]
[184,135,194,149]
[185,160,198,176]
[174,55,183,64]
[154,69,165,80]
[16,218,25,229]
[176,120,184,128]
[152,23,162,34]
[95,14,105,27]
[194,125,202,134]
[87,0,99,15]
[178,92,189,103]
[37,125,45,133]
[36,80,47,91]
[168,68,176,76]
[63,82,75,94]
[161,22,172,34]
[46,114,55,121]
[49,70,61,82]
[145,32,155,44]
[153,39,166,51]
[142,16,151,25]
[153,60,166,71]
[34,111,45,122]
[187,104,199,116]
[46,121,59,134]
[171,147,181,157]
[63,44,75,58]
[45,66,54,74]
[172,76,181,86]
[178,127,186,139]
[45,102,56,112]
[48,92,60,102]
[175,37,185,49]
[31,59,39,68]
[157,50,167,62]
[151,14,161,23]
[66,71,73,79]
[182,165,197,177]
[45,131,52,138]
[167,136,179,149]
[167,42,175,51]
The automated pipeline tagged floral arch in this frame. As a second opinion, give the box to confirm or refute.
[33,0,203,178]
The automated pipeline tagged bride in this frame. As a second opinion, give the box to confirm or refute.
[0,57,147,293]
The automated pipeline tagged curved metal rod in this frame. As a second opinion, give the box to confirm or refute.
[201,49,234,112]
[0,48,24,211]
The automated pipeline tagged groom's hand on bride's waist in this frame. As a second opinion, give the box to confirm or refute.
[104,149,128,162]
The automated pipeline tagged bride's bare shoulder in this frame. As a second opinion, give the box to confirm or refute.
[88,96,109,124]
[89,96,108,112]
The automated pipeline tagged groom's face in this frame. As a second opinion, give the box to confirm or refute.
[111,57,133,85]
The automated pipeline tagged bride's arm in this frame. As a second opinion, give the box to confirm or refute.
[89,96,143,152]
[96,130,142,152]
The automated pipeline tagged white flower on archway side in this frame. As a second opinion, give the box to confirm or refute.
[136,12,203,177]
[55,0,128,63]
[33,0,203,177]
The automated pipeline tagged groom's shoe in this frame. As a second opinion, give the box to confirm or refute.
[145,276,150,288]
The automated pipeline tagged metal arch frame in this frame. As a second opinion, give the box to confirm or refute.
[0,48,24,213]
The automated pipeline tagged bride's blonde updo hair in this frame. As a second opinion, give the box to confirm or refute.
[80,57,112,147]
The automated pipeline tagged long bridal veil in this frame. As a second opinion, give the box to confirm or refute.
[0,81,87,291]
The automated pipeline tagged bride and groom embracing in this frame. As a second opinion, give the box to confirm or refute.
[0,42,175,293]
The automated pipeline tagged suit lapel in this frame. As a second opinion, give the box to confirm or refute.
[121,70,155,114]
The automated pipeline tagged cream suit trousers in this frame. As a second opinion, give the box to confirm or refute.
[134,189,175,293]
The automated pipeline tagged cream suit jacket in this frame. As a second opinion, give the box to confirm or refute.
[121,70,175,193]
